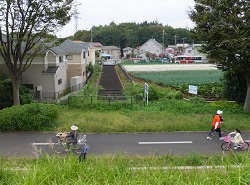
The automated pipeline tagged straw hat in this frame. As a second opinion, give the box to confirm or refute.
[71,125,78,131]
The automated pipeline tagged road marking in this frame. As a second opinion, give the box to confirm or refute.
[31,143,56,146]
[130,165,240,171]
[138,141,193,145]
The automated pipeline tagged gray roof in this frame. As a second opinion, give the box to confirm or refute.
[123,47,133,51]
[102,46,120,50]
[44,66,59,73]
[58,39,87,54]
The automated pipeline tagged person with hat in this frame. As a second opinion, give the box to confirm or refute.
[207,110,224,140]
[65,125,78,151]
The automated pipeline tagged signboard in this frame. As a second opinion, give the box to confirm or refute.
[145,83,149,94]
[188,85,198,95]
[144,83,149,106]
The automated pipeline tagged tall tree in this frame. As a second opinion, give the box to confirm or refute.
[0,0,73,105]
[189,0,250,112]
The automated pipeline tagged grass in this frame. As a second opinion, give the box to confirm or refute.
[56,99,250,133]
[2,64,250,184]
[1,153,250,184]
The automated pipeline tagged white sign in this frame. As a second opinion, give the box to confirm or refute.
[144,83,149,106]
[145,83,149,94]
[188,85,198,95]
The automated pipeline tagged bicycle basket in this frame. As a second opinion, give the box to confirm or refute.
[224,136,231,142]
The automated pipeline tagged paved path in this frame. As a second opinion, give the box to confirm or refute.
[1,131,247,157]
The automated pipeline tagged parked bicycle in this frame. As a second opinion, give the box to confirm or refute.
[50,132,89,154]
[221,136,249,151]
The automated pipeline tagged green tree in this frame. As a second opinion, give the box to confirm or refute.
[0,0,73,106]
[189,0,250,112]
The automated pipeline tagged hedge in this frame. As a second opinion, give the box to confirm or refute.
[0,103,59,131]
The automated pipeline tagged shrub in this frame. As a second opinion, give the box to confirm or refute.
[0,103,59,131]
[0,79,34,109]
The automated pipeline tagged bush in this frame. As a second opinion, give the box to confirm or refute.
[0,79,34,109]
[0,103,59,131]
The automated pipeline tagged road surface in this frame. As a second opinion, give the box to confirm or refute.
[1,131,245,157]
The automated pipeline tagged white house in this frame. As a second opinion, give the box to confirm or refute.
[138,39,165,60]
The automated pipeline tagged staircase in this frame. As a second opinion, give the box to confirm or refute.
[98,65,125,100]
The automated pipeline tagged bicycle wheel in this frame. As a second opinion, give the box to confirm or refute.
[70,143,83,154]
[221,142,231,151]
[240,142,249,151]
[50,143,66,154]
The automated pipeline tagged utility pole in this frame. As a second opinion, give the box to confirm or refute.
[173,34,178,54]
[91,27,93,42]
[162,29,165,46]
[182,38,186,55]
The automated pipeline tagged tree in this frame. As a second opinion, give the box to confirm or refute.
[189,0,250,112]
[0,0,73,105]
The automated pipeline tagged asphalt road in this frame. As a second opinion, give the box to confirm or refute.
[1,131,249,157]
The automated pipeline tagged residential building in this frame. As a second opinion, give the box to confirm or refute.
[184,44,208,62]
[138,39,165,60]
[0,46,68,100]
[89,42,103,62]
[101,46,121,59]
[122,47,133,58]
[58,40,89,90]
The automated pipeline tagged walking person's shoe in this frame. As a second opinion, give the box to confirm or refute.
[219,137,224,140]
[207,136,212,140]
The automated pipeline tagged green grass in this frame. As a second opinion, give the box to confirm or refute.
[1,153,250,184]
[56,99,250,133]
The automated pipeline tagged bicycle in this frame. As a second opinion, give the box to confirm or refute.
[50,132,88,154]
[221,136,249,151]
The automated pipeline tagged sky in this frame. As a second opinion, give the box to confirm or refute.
[56,0,195,38]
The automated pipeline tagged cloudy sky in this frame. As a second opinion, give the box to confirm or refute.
[56,0,195,38]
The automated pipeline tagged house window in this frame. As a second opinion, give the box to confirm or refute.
[82,71,85,76]
[58,79,62,85]
[88,51,89,56]
[188,50,192,53]
[66,55,73,60]
[83,52,85,59]
[59,56,63,63]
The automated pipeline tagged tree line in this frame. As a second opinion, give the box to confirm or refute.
[70,21,193,49]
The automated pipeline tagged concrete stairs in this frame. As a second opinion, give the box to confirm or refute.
[98,65,125,100]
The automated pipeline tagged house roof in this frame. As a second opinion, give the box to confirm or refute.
[88,42,103,47]
[58,39,87,54]
[123,47,133,51]
[102,46,120,50]
[44,66,59,73]
[140,39,164,49]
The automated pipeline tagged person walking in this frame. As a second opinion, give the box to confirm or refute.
[207,110,224,140]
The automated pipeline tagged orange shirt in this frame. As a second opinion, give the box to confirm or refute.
[212,114,221,128]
